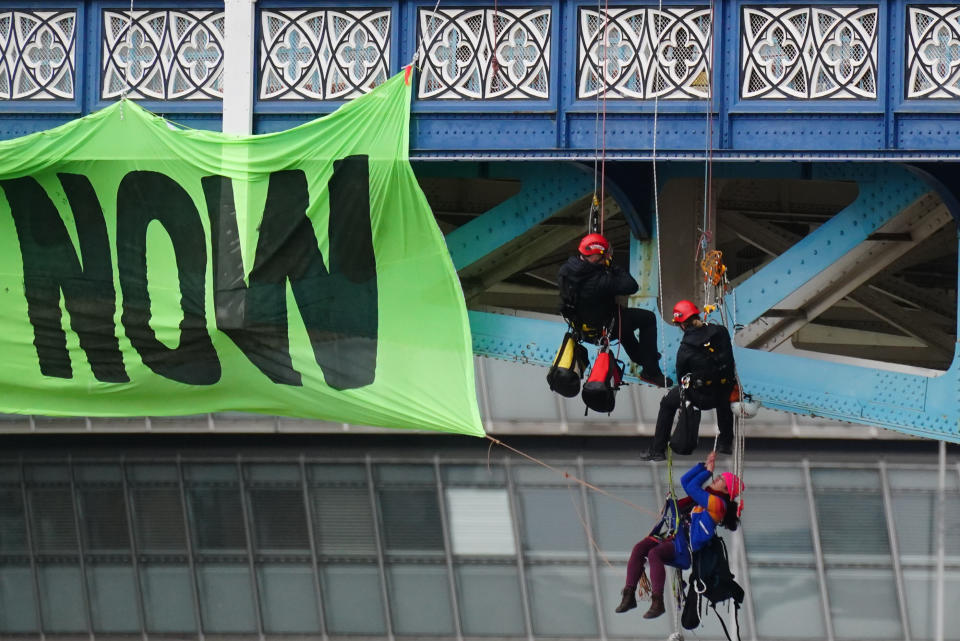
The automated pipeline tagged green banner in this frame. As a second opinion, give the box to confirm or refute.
[0,71,484,437]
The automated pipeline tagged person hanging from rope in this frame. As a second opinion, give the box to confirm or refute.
[557,233,671,387]
[641,300,736,461]
[615,451,743,619]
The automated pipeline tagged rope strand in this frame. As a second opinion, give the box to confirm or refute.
[485,435,660,518]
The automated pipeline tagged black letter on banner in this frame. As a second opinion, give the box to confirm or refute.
[202,159,377,390]
[116,171,221,385]
[1,174,128,382]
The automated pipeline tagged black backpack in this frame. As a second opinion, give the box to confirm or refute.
[681,535,745,640]
[669,396,702,455]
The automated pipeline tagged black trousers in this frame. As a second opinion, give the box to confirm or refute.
[609,306,663,377]
[650,383,734,454]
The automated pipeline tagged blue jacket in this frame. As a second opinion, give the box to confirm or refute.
[681,462,729,551]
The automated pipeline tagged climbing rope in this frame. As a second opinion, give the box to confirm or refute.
[412,0,444,70]
[588,0,612,236]
[485,435,661,519]
[122,0,135,100]
[666,449,686,640]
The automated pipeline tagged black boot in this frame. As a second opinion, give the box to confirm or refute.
[640,450,666,462]
[643,592,665,619]
[615,586,637,613]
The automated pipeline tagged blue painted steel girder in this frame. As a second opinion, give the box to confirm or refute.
[444,163,594,270]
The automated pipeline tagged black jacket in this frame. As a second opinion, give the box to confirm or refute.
[557,256,639,327]
[675,323,735,386]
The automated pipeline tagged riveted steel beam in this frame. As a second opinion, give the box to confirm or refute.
[724,211,956,354]
[460,196,620,301]
[732,165,931,326]
[445,164,594,271]
[738,192,952,350]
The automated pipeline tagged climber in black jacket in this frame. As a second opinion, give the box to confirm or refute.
[557,233,669,387]
[641,299,736,461]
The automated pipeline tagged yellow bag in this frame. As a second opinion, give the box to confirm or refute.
[546,333,589,397]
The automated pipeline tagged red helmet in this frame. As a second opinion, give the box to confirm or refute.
[578,233,610,256]
[672,300,700,323]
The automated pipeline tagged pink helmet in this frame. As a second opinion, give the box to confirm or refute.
[720,472,744,500]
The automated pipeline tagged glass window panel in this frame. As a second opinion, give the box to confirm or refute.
[902,568,960,641]
[485,359,561,420]
[814,490,890,561]
[184,463,237,482]
[527,565,597,637]
[947,494,960,558]
[388,564,455,635]
[589,487,658,556]
[132,487,187,552]
[742,466,805,487]
[377,464,435,483]
[695,597,747,640]
[379,488,444,554]
[749,566,825,638]
[38,564,87,632]
[812,468,881,490]
[892,493,935,560]
[308,463,367,483]
[0,489,26,553]
[903,568,935,640]
[25,464,69,482]
[456,564,525,636]
[197,564,256,633]
[87,564,139,632]
[80,488,130,552]
[514,463,573,485]
[0,465,19,482]
[0,565,37,633]
[75,464,121,482]
[443,464,506,485]
[742,488,815,562]
[128,463,178,482]
[257,564,320,633]
[322,564,386,635]
[948,571,960,641]
[599,566,672,638]
[29,488,78,552]
[585,464,655,486]
[312,487,377,555]
[446,488,515,555]
[890,468,959,491]
[245,463,300,483]
[141,564,196,633]
[187,488,246,552]
[250,489,309,551]
[826,568,902,639]
[518,488,588,559]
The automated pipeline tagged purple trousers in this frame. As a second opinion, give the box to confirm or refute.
[625,536,676,595]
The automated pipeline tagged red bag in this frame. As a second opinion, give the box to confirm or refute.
[581,349,623,414]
